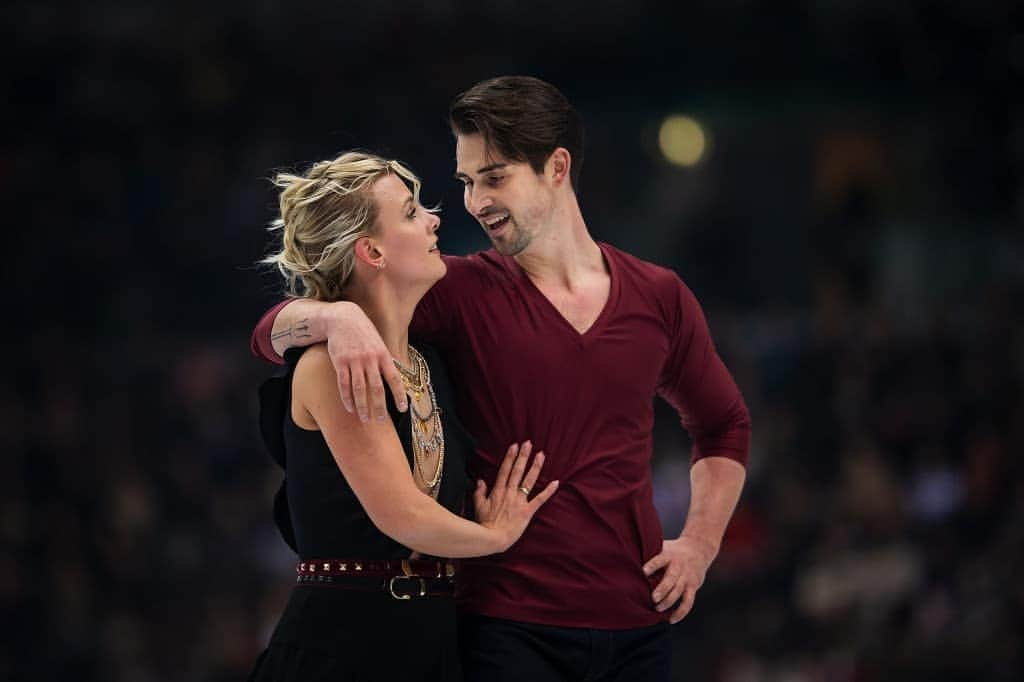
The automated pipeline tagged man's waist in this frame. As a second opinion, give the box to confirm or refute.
[455,571,664,630]
[458,549,653,588]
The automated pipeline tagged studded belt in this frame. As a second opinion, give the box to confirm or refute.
[296,558,456,600]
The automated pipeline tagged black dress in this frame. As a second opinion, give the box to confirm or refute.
[250,343,473,682]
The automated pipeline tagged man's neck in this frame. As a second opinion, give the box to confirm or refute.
[513,197,604,290]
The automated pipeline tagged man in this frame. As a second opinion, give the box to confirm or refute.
[252,76,750,681]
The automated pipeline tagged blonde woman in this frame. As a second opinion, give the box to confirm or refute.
[249,151,558,681]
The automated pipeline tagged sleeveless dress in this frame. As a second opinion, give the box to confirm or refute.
[249,343,473,682]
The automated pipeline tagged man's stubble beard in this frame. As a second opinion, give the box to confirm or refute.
[491,218,533,257]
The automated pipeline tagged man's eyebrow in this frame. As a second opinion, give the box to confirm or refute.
[454,163,508,181]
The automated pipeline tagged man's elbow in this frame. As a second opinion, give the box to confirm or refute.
[251,300,294,364]
[693,399,752,466]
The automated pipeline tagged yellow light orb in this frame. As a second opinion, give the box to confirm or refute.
[658,115,707,167]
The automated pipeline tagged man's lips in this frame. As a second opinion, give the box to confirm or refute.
[481,212,510,231]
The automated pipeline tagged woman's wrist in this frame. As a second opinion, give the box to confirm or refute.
[483,523,511,554]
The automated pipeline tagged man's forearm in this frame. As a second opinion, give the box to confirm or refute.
[269,299,339,356]
[680,456,746,556]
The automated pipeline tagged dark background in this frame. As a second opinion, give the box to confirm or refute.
[4,1,1023,680]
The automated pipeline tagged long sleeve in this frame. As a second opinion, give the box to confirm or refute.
[250,299,294,364]
[410,255,477,348]
[656,276,751,466]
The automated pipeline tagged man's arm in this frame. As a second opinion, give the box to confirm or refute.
[250,257,470,422]
[248,299,316,361]
[644,456,745,623]
[250,300,293,363]
[644,273,752,623]
[250,298,407,420]
[268,298,330,358]
[680,456,746,559]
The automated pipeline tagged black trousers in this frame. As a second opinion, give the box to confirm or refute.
[249,586,460,681]
[458,613,672,682]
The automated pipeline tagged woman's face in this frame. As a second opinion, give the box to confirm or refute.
[370,173,446,287]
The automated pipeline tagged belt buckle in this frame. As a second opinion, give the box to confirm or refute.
[388,575,427,600]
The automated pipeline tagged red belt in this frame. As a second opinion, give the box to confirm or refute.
[296,558,456,600]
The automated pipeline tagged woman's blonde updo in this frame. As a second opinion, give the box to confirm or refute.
[263,151,426,301]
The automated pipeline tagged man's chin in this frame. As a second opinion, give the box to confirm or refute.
[491,234,530,257]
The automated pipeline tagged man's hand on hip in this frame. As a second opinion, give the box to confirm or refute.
[642,534,718,624]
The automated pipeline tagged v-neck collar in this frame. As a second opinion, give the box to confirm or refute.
[501,242,620,346]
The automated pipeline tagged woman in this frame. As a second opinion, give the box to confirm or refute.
[250,151,557,681]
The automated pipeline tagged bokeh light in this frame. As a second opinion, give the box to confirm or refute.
[658,114,708,167]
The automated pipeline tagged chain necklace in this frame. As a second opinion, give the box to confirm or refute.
[393,352,426,400]
[393,346,444,495]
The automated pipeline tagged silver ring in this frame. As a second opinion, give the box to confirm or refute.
[518,486,531,496]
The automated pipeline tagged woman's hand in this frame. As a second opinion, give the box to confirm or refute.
[473,442,559,552]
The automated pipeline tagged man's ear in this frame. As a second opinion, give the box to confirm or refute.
[547,147,571,187]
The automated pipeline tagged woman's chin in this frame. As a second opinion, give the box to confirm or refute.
[425,259,447,285]
[403,265,447,295]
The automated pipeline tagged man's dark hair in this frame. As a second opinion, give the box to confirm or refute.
[449,76,584,194]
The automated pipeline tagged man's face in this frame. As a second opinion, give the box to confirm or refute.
[455,133,553,256]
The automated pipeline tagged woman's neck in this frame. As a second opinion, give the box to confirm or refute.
[344,279,421,367]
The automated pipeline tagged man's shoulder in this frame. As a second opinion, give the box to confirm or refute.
[602,244,703,335]
[440,249,514,284]
[423,249,513,313]
[442,248,505,268]
[602,242,685,292]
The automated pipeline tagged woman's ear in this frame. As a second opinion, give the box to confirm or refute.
[354,236,385,269]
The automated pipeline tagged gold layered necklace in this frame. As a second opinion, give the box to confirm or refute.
[393,345,444,497]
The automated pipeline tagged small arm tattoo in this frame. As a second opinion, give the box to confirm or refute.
[271,318,313,342]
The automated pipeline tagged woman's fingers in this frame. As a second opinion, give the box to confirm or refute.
[518,451,545,496]
[506,441,532,491]
[473,479,488,504]
[472,479,490,517]
[493,443,520,492]
[528,480,559,512]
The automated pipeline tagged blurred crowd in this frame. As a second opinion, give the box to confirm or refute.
[4,1,1022,680]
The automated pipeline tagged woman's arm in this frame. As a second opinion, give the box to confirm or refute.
[294,344,557,558]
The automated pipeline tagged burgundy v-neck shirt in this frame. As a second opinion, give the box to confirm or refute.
[252,242,751,628]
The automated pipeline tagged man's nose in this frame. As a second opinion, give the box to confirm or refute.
[467,187,492,215]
